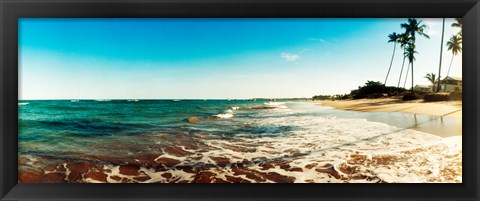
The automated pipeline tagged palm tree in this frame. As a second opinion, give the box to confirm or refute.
[452,18,462,41]
[445,35,462,79]
[424,73,437,91]
[452,18,462,29]
[397,33,409,88]
[436,18,446,92]
[400,18,429,92]
[384,32,400,85]
[401,18,430,43]
[404,43,417,92]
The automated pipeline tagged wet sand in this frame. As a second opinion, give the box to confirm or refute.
[316,99,462,138]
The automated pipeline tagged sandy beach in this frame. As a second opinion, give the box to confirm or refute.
[316,98,462,138]
[317,98,462,118]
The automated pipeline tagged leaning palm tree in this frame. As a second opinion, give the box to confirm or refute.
[384,32,400,85]
[397,33,410,88]
[424,73,437,91]
[404,43,417,92]
[401,18,429,92]
[445,35,462,79]
[403,59,410,89]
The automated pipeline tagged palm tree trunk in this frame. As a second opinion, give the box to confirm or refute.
[403,62,410,89]
[444,54,455,92]
[384,42,396,85]
[397,49,406,88]
[446,54,454,79]
[411,61,414,93]
[436,18,446,92]
[432,77,436,92]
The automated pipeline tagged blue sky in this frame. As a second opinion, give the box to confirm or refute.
[19,18,461,99]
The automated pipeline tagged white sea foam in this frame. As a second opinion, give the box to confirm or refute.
[263,102,288,109]
[213,109,235,119]
[18,102,29,106]
[179,102,462,183]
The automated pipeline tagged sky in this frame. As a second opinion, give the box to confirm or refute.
[19,18,462,100]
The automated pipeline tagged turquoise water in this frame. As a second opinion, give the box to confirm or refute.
[18,99,292,158]
[19,99,260,136]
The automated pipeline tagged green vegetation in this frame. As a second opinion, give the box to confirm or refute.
[424,73,437,91]
[444,18,462,92]
[316,18,462,102]
[452,18,462,41]
[400,18,430,93]
[312,94,351,101]
[352,81,406,99]
[403,44,418,92]
[312,95,333,100]
[313,80,406,101]
[423,93,449,102]
[402,93,420,101]
[445,34,462,78]
[436,18,462,92]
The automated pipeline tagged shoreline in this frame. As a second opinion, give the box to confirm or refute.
[18,100,462,183]
[315,98,462,138]
[316,98,462,118]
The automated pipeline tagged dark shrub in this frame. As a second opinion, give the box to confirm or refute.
[357,81,384,96]
[353,94,366,99]
[367,93,386,99]
[449,91,462,100]
[423,93,449,102]
[340,94,351,100]
[384,86,406,96]
[312,95,332,100]
[352,81,406,99]
[402,93,420,101]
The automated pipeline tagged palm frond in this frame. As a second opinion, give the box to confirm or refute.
[452,18,462,28]
[446,35,462,56]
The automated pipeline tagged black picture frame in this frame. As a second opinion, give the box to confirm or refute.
[1,0,479,200]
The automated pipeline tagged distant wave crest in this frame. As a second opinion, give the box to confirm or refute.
[213,109,235,119]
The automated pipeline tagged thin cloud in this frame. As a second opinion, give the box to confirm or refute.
[308,37,331,44]
[281,52,300,62]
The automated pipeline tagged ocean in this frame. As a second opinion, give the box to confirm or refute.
[18,100,462,183]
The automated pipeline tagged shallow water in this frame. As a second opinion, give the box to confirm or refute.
[18,100,462,183]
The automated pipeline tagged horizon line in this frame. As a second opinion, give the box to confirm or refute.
[18,97,313,101]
